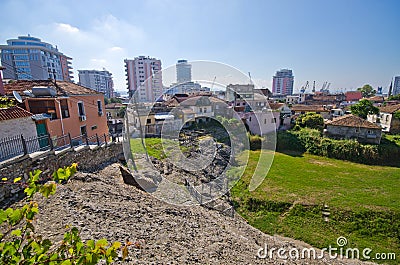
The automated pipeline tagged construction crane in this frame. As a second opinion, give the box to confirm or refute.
[321,81,327,91]
[326,83,331,91]
[211,76,216,90]
[300,81,309,94]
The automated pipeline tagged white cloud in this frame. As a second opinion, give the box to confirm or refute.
[33,16,146,91]
[55,23,79,34]
[109,46,124,52]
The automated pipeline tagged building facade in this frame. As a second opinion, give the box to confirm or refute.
[393,76,400,96]
[272,69,294,95]
[176,59,191,83]
[4,80,108,142]
[78,69,114,98]
[124,56,162,102]
[0,35,73,81]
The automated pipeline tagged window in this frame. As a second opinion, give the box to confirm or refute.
[78,102,85,116]
[264,119,267,124]
[199,108,202,113]
[97,100,103,115]
[60,99,70,118]
[80,125,87,136]
[146,118,151,124]
[367,130,372,134]
[355,129,359,133]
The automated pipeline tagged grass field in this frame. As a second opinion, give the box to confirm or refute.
[231,151,400,263]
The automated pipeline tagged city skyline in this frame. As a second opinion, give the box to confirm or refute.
[1,0,399,93]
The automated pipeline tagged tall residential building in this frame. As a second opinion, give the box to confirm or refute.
[78,69,114,98]
[0,35,73,81]
[393,76,400,96]
[124,56,162,102]
[272,69,294,95]
[176,59,191,83]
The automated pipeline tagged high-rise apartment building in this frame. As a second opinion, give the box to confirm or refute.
[78,69,114,98]
[272,69,294,95]
[393,76,400,96]
[124,56,162,102]
[0,35,73,81]
[176,59,191,83]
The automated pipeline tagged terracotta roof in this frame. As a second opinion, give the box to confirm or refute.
[0,106,32,121]
[4,80,102,97]
[179,96,211,106]
[365,95,385,102]
[379,104,400,114]
[326,114,380,129]
[105,103,124,109]
[291,105,330,112]
[268,103,284,110]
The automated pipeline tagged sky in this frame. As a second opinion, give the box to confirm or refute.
[1,0,399,94]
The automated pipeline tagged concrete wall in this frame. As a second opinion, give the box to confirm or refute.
[0,117,37,139]
[245,111,278,136]
[0,142,123,205]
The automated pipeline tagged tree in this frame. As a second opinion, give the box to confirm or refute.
[296,113,324,131]
[118,106,127,118]
[357,84,376,98]
[110,98,122,104]
[350,99,379,119]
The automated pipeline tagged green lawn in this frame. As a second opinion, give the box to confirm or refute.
[232,151,400,263]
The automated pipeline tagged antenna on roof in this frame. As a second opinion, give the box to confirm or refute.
[12,91,23,103]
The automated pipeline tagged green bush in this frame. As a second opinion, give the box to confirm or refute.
[248,133,264,151]
[277,128,400,166]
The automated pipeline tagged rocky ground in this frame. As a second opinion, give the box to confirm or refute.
[30,163,373,264]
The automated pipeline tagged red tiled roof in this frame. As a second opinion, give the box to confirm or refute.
[365,95,385,102]
[345,91,362,101]
[105,103,124,109]
[0,106,32,121]
[379,104,400,114]
[4,80,102,97]
[291,105,330,112]
[268,103,284,110]
[326,114,380,129]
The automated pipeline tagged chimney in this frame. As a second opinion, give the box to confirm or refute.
[0,66,5,96]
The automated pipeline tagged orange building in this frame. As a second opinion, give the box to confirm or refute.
[4,80,108,141]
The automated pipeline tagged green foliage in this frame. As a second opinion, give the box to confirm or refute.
[117,106,126,118]
[110,98,122,104]
[0,97,16,108]
[231,150,400,264]
[357,84,376,98]
[388,94,400,100]
[295,112,324,131]
[105,98,122,105]
[277,128,400,166]
[0,163,129,264]
[248,133,264,151]
[350,99,379,119]
[394,111,400,120]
